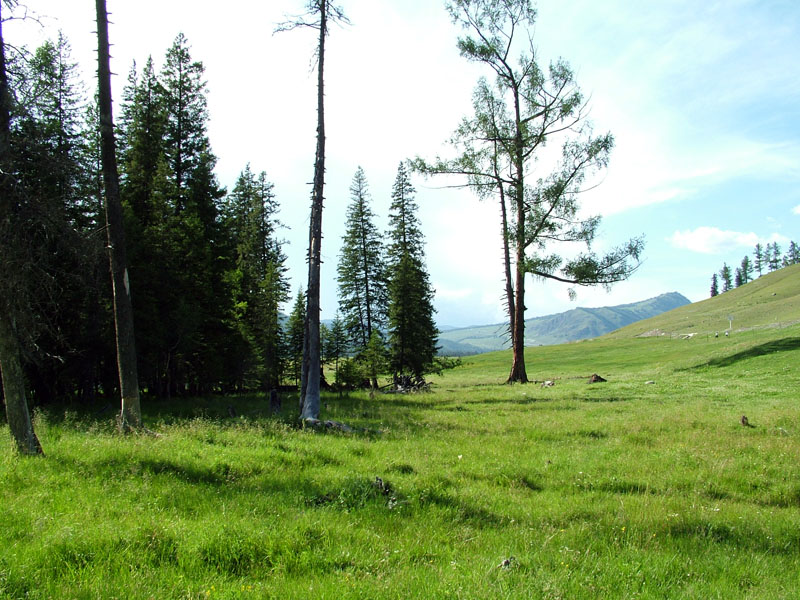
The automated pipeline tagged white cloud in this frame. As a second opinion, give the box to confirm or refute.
[668,227,758,254]
[794,205,800,215]
[668,227,791,254]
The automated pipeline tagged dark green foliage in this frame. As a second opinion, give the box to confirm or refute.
[719,263,732,292]
[767,242,782,272]
[710,273,719,297]
[287,289,307,387]
[118,34,239,397]
[2,30,108,406]
[386,163,438,379]
[336,167,388,353]
[222,165,288,391]
[785,241,799,265]
[322,313,349,389]
[753,243,765,276]
[740,255,753,284]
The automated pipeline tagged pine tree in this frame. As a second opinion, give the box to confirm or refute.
[710,273,719,297]
[734,267,743,288]
[336,167,388,383]
[786,241,799,265]
[767,242,781,271]
[753,243,765,276]
[386,163,438,380]
[223,165,288,390]
[740,255,753,284]
[287,289,307,388]
[322,313,349,390]
[720,263,732,292]
[118,34,234,396]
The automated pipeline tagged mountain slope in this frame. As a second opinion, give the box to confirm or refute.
[608,263,800,339]
[438,292,690,355]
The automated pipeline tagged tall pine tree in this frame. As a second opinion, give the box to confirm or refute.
[336,166,388,386]
[223,165,288,390]
[386,163,437,381]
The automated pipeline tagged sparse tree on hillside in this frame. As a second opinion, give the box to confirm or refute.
[413,0,643,383]
[767,242,781,271]
[720,263,732,292]
[786,241,799,265]
[734,267,743,288]
[740,255,753,284]
[753,243,765,276]
[710,273,719,297]
[277,0,349,421]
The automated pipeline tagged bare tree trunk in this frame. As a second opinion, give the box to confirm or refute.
[507,91,528,384]
[95,0,142,430]
[0,316,43,455]
[499,187,515,348]
[0,4,43,455]
[300,0,327,421]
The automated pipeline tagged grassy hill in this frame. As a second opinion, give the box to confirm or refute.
[607,263,800,339]
[1,266,799,598]
[438,291,690,355]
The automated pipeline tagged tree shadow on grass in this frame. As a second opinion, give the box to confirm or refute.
[689,337,800,369]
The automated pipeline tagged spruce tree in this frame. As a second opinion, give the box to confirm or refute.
[740,255,753,283]
[720,263,732,292]
[710,273,719,297]
[734,267,743,288]
[786,241,799,265]
[753,243,765,276]
[223,165,288,390]
[768,242,782,271]
[386,163,438,380]
[336,166,388,384]
[287,289,307,388]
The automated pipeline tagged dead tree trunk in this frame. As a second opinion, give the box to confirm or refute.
[300,0,328,421]
[95,0,142,430]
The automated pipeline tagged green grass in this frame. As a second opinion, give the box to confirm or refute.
[2,272,800,598]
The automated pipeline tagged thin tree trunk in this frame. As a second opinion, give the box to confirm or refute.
[0,315,43,455]
[499,186,515,347]
[96,0,142,430]
[508,92,528,383]
[300,0,327,421]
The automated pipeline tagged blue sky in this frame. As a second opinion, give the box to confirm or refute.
[8,0,799,328]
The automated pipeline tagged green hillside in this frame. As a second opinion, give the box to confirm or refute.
[610,263,800,339]
[438,291,689,355]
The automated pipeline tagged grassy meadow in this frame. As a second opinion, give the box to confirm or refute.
[2,269,800,598]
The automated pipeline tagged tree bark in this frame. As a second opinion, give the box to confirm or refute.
[300,0,327,421]
[96,0,142,430]
[507,84,528,383]
[0,315,43,455]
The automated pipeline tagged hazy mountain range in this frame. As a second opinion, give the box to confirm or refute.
[437,292,691,355]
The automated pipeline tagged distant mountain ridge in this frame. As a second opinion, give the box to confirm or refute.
[438,292,690,355]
